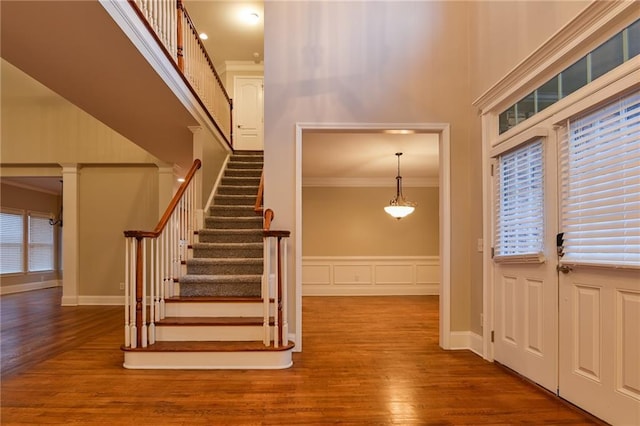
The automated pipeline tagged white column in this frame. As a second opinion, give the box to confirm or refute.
[61,164,79,306]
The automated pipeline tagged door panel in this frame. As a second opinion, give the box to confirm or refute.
[559,267,640,426]
[494,263,557,391]
[234,77,263,151]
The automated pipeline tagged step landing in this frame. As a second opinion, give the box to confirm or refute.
[122,340,294,370]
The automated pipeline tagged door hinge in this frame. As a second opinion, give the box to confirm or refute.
[491,330,495,343]
[491,247,495,258]
[490,164,494,176]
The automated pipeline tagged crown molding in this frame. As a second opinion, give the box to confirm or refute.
[473,0,639,113]
[302,177,438,188]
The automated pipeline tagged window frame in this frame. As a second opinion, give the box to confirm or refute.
[0,207,26,275]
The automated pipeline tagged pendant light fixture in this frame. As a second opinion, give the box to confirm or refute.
[384,152,416,219]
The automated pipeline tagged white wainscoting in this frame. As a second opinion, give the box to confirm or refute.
[302,256,439,296]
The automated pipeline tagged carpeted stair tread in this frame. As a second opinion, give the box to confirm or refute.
[122,340,294,352]
[180,274,262,283]
[209,206,257,217]
[197,229,263,244]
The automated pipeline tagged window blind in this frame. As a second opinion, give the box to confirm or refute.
[494,139,545,262]
[1,210,24,274]
[28,213,54,272]
[559,90,640,268]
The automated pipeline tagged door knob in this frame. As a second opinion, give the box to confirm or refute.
[556,264,573,274]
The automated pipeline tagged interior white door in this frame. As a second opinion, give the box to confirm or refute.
[492,135,558,393]
[233,76,263,151]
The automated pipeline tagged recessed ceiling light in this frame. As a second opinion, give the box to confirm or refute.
[244,11,260,25]
[199,33,208,40]
[177,178,185,183]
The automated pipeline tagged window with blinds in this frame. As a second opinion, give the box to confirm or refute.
[559,90,640,268]
[28,213,54,272]
[1,210,25,274]
[494,139,545,262]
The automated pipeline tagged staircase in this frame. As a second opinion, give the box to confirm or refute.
[122,151,294,370]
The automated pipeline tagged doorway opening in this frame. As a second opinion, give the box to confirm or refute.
[295,122,452,351]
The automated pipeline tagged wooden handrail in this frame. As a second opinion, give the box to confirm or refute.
[124,159,201,239]
[254,172,264,214]
[263,208,274,231]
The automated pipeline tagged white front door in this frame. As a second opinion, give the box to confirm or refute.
[492,134,558,392]
[556,91,640,426]
[233,76,263,151]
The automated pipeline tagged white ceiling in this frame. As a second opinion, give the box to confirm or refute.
[184,0,265,69]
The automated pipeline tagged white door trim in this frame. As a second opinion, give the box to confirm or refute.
[294,122,452,351]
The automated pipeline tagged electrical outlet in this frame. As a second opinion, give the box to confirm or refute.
[119,282,124,290]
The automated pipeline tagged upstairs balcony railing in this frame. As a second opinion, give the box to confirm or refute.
[130,0,233,147]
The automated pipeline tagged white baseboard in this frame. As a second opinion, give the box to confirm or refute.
[448,331,484,357]
[77,295,126,305]
[0,280,61,296]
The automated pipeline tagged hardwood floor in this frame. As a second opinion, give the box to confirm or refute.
[1,288,604,425]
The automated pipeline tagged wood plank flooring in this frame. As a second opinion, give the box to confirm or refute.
[1,288,605,425]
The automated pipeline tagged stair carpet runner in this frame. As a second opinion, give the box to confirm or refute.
[180,150,264,297]
[122,151,293,369]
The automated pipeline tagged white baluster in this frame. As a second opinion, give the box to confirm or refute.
[141,240,148,348]
[282,238,288,345]
[148,238,156,345]
[124,238,131,348]
[262,274,269,346]
[129,239,137,349]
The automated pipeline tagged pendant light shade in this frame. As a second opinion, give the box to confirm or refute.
[384,152,416,219]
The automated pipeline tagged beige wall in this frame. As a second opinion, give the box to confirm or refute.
[265,0,473,332]
[303,187,438,257]
[265,0,591,336]
[0,183,61,288]
[78,166,158,297]
[466,1,591,334]
[469,0,591,100]
[1,64,165,299]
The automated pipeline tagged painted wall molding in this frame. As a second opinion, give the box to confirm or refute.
[302,256,439,296]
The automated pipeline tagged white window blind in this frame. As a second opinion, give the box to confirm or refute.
[28,213,54,272]
[559,90,640,268]
[1,210,24,274]
[494,139,545,262]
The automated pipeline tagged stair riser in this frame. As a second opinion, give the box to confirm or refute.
[217,186,259,195]
[225,169,262,177]
[156,325,268,341]
[193,247,263,258]
[186,263,263,275]
[198,232,263,244]
[204,218,262,229]
[209,207,256,217]
[230,156,263,163]
[227,162,263,170]
[123,350,292,370]
[214,196,256,206]
[165,302,273,318]
[180,282,261,297]
[221,177,260,186]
